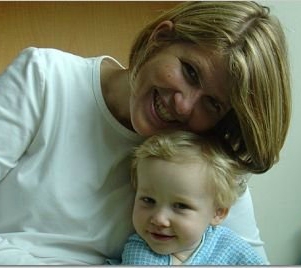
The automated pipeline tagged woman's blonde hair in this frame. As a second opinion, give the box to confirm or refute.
[131,131,247,210]
[129,1,291,174]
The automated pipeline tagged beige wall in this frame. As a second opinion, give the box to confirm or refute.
[0,1,300,265]
[0,1,178,71]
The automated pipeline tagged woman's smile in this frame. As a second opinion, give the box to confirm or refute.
[153,89,176,123]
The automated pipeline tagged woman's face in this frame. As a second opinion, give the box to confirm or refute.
[129,42,231,137]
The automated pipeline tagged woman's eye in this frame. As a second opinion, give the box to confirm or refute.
[182,62,199,85]
[205,96,222,114]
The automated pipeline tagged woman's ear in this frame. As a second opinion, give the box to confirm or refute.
[210,208,229,226]
[149,20,174,41]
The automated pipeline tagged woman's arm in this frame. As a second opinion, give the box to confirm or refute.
[0,47,44,180]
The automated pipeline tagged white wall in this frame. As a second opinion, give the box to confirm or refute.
[249,1,301,265]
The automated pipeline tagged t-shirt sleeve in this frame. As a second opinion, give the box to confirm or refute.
[0,47,44,180]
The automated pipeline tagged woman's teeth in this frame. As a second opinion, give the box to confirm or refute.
[154,93,175,122]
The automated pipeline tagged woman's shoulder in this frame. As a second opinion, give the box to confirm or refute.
[16,47,94,68]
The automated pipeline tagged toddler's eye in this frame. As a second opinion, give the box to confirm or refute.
[173,202,190,210]
[141,197,155,204]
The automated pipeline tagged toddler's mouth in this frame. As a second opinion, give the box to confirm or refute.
[150,232,175,241]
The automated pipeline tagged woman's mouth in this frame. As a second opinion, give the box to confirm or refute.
[154,90,175,122]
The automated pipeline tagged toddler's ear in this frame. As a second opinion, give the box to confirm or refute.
[210,208,229,226]
[149,20,174,41]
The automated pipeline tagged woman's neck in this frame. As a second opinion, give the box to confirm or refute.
[100,58,133,130]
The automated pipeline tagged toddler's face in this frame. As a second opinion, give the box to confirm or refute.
[132,157,217,255]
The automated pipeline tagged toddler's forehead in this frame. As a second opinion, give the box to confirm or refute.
[169,148,205,163]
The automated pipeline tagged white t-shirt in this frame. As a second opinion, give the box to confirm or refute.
[0,47,268,264]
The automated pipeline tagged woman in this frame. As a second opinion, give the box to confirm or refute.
[0,1,291,264]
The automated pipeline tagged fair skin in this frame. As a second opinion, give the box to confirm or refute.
[132,157,227,264]
[101,21,231,136]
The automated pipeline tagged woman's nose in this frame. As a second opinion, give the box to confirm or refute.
[174,90,201,117]
[150,209,170,227]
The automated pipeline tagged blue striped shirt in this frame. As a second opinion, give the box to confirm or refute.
[121,225,264,265]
